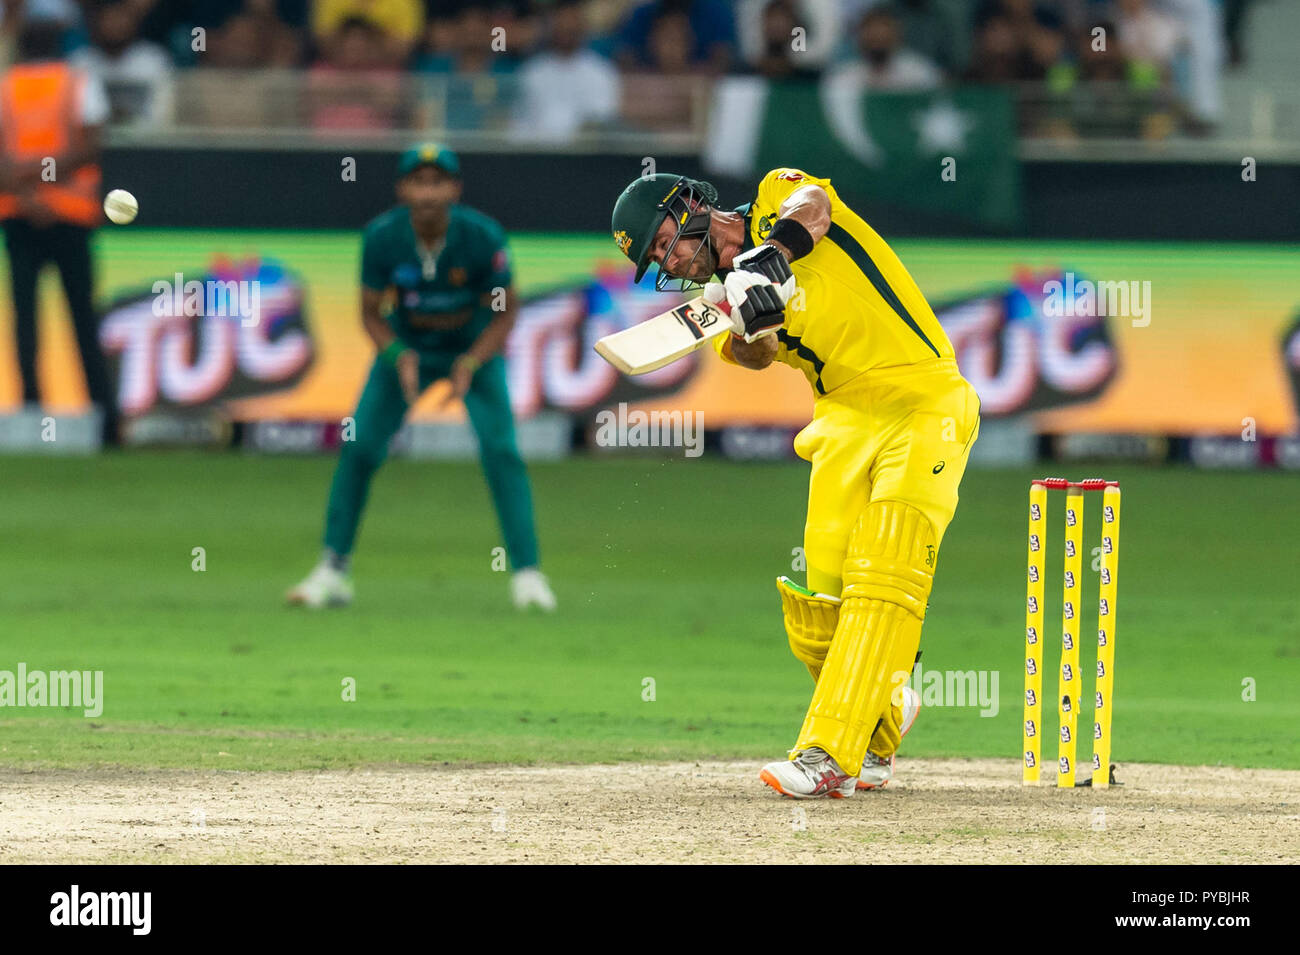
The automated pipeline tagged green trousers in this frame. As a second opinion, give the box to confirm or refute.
[323,353,540,569]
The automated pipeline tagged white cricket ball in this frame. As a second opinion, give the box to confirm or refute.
[103,189,138,225]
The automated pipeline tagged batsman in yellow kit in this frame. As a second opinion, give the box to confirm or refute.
[611,168,980,798]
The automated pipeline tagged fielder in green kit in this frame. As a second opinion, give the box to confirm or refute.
[288,144,556,611]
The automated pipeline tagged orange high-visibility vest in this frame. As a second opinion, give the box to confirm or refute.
[0,62,101,227]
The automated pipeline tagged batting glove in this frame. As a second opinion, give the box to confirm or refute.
[724,269,785,342]
[732,244,796,305]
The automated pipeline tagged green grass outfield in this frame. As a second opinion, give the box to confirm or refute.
[0,454,1296,771]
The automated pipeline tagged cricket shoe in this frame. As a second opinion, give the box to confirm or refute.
[759,747,856,799]
[857,684,922,790]
[512,567,557,611]
[286,562,353,609]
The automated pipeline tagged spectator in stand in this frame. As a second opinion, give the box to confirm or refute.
[838,0,973,78]
[1116,0,1186,87]
[190,0,308,28]
[313,0,423,65]
[968,0,1066,82]
[191,9,305,126]
[138,2,305,66]
[308,15,405,132]
[1041,19,1176,140]
[483,0,540,61]
[583,0,626,57]
[824,6,943,91]
[416,2,525,130]
[617,3,702,131]
[512,0,619,143]
[965,13,1018,81]
[1164,0,1224,130]
[417,2,519,75]
[739,0,833,80]
[1114,0,1223,132]
[1,0,82,63]
[15,0,80,31]
[422,1,458,64]
[71,1,173,125]
[197,2,305,64]
[737,0,837,78]
[617,0,734,75]
[194,3,303,68]
[1222,0,1257,68]
[644,4,692,74]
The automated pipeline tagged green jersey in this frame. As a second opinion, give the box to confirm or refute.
[360,204,512,354]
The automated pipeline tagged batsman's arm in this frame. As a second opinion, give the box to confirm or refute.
[763,184,831,261]
[725,333,779,370]
[723,183,831,352]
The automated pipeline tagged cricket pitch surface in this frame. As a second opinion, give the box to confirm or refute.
[3,759,1297,864]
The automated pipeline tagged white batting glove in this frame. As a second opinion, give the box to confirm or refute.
[702,281,746,336]
[732,245,796,305]
[724,269,785,342]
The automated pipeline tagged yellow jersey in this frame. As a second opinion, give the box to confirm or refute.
[716,167,954,395]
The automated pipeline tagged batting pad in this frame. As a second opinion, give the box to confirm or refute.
[777,575,841,683]
[794,501,936,776]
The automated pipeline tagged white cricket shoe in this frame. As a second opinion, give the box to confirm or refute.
[759,747,856,799]
[857,684,922,790]
[511,567,557,611]
[286,562,353,609]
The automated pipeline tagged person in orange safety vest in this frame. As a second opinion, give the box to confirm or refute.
[0,18,118,445]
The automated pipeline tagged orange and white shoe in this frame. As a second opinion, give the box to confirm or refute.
[759,747,856,799]
[856,685,922,790]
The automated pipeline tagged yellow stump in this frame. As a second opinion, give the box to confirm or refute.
[1023,483,1047,785]
[1092,485,1121,788]
[1058,487,1083,788]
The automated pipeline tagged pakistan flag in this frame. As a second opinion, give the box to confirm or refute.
[707,79,1022,230]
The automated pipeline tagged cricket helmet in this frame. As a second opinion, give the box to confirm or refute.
[611,174,719,287]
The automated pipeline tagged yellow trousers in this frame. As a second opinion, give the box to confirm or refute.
[796,358,980,598]
[790,357,979,770]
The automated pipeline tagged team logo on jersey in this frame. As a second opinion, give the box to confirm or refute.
[449,267,467,287]
[757,214,775,240]
[393,263,421,288]
[613,230,632,254]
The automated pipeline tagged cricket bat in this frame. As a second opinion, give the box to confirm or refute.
[594,295,732,375]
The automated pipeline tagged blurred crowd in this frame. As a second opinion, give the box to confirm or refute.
[0,0,1266,138]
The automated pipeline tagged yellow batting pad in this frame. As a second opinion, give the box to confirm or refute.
[795,501,937,776]
[777,576,841,682]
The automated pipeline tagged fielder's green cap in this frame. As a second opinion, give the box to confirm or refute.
[398,143,460,178]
